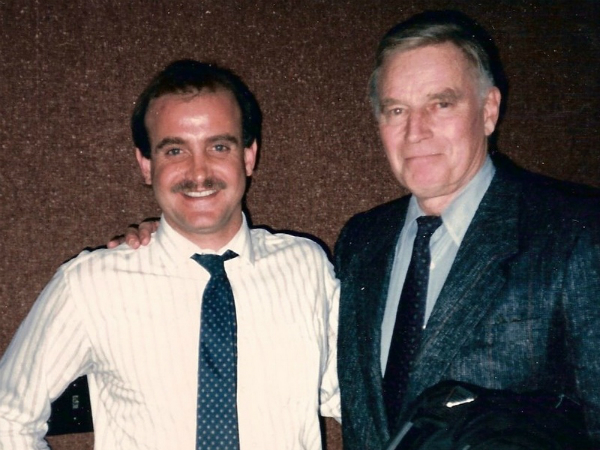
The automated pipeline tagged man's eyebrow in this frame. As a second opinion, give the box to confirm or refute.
[379,98,401,108]
[206,134,240,145]
[378,88,463,109]
[155,137,186,151]
[429,88,462,102]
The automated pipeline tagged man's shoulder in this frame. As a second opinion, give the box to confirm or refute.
[348,196,409,226]
[490,154,600,241]
[524,173,600,218]
[249,226,332,261]
[338,196,409,242]
[494,154,600,210]
[58,243,153,279]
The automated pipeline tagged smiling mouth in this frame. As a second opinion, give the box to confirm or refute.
[182,190,218,198]
[406,151,441,158]
[405,153,442,162]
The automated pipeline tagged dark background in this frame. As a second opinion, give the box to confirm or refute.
[1,1,598,448]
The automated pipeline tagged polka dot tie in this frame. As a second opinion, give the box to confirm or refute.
[383,215,443,427]
[192,250,240,450]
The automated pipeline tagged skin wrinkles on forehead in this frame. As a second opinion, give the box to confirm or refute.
[147,89,241,149]
[377,44,489,106]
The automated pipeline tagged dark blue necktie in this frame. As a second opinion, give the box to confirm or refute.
[383,215,443,427]
[192,250,240,450]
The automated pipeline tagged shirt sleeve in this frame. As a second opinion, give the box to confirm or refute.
[0,263,93,449]
[318,256,341,423]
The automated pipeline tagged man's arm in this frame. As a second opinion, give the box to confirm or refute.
[0,265,92,448]
[565,222,600,443]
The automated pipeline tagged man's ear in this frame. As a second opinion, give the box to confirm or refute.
[244,140,258,177]
[483,86,501,136]
[135,148,152,185]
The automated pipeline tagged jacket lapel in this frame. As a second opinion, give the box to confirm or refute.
[354,199,409,435]
[408,169,522,401]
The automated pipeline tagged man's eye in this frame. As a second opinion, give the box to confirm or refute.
[166,148,181,156]
[387,107,404,116]
[214,144,229,152]
[438,101,451,108]
[380,106,406,125]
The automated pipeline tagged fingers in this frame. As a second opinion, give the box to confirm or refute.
[106,224,142,249]
[138,219,159,246]
[124,224,143,249]
[107,235,126,249]
[106,218,160,249]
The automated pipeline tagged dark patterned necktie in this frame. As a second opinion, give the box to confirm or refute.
[383,215,443,427]
[192,250,240,450]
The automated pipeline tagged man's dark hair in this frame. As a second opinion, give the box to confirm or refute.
[132,59,262,159]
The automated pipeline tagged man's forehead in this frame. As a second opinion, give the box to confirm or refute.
[143,89,244,151]
[145,89,240,124]
[147,88,234,111]
[383,42,469,71]
[379,44,477,95]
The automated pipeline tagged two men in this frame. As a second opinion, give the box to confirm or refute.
[0,61,340,449]
[335,10,600,449]
[4,9,598,450]
[113,10,599,449]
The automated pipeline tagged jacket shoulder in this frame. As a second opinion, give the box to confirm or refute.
[491,153,600,232]
[334,196,409,261]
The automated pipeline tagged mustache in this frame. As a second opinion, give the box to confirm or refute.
[171,179,227,193]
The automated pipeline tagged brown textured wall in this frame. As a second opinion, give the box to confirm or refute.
[1,1,598,449]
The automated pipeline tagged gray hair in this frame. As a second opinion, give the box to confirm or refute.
[369,10,497,115]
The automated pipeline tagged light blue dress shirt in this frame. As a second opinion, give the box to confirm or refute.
[381,156,496,373]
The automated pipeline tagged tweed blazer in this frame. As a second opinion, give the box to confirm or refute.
[334,155,600,450]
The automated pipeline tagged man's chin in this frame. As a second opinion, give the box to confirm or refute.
[404,178,445,198]
[169,213,241,243]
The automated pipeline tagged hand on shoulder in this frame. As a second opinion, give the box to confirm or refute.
[107,218,160,249]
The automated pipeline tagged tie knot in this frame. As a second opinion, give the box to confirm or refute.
[416,215,443,239]
[191,250,238,276]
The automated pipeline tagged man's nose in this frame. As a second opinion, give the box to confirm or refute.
[189,151,210,181]
[406,110,433,143]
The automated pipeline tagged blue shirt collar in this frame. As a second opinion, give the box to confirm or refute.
[406,156,495,244]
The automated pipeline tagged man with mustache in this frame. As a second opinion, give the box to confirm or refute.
[335,10,600,449]
[0,60,340,449]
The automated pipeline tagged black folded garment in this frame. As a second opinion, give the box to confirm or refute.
[385,380,590,450]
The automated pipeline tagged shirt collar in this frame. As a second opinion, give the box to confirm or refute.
[156,213,255,267]
[407,155,495,244]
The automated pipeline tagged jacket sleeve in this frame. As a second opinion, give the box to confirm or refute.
[563,221,600,443]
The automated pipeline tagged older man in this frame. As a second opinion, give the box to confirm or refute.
[0,60,339,449]
[334,10,600,449]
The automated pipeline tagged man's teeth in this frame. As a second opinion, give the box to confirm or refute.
[183,190,217,198]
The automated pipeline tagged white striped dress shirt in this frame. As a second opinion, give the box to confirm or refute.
[0,215,340,449]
